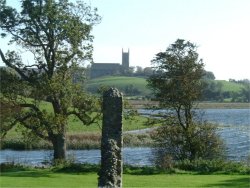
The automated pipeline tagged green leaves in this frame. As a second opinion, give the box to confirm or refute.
[148,39,205,110]
[0,0,101,160]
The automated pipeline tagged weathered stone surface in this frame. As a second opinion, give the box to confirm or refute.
[98,88,123,188]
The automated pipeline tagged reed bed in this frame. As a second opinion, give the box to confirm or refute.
[1,132,154,150]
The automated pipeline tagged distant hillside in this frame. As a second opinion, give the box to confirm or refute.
[86,76,246,101]
[214,80,244,92]
[86,76,151,97]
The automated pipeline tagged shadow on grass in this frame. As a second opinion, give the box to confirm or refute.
[53,163,99,174]
[205,177,250,188]
[123,165,176,175]
[1,170,52,178]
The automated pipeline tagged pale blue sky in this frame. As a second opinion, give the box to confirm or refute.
[1,0,250,80]
[90,0,250,80]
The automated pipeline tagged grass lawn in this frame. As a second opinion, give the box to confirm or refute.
[5,114,151,137]
[1,169,249,188]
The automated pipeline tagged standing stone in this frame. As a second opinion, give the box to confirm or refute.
[98,88,123,188]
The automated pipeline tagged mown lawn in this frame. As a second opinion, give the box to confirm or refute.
[1,169,249,188]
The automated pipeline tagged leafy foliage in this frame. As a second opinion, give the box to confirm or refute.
[152,120,225,164]
[0,0,101,160]
[147,39,205,131]
[147,39,225,163]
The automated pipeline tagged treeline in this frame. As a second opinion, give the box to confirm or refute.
[87,68,250,102]
[126,69,250,102]
[202,73,250,102]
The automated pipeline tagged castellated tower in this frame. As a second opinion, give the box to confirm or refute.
[122,49,129,70]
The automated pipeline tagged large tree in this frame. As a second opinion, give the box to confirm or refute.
[0,0,101,161]
[148,39,204,129]
[148,39,223,161]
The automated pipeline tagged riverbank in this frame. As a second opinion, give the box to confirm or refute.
[1,108,249,162]
[1,133,153,150]
[1,114,154,150]
[128,100,250,109]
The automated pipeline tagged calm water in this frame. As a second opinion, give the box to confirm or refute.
[138,109,250,127]
[0,148,153,166]
[0,109,249,166]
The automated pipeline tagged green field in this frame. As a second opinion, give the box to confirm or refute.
[2,113,155,150]
[1,169,249,188]
[214,80,244,93]
[86,76,151,96]
[86,76,245,99]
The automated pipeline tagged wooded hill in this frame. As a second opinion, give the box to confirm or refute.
[86,76,249,102]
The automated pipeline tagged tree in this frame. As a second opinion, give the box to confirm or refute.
[148,39,204,128]
[240,83,250,102]
[147,39,224,161]
[0,0,101,161]
[203,71,215,80]
[152,120,224,164]
[135,66,144,76]
[202,81,223,101]
[143,67,154,77]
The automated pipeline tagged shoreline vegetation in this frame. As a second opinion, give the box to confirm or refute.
[128,100,250,109]
[1,132,153,150]
[1,101,249,150]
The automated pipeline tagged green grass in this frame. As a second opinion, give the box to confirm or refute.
[214,80,244,93]
[87,76,245,97]
[5,114,150,137]
[1,169,249,187]
[67,115,152,134]
[2,115,154,150]
[86,76,151,96]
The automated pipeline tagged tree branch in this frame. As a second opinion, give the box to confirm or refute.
[19,115,49,141]
[67,110,99,126]
[0,48,36,83]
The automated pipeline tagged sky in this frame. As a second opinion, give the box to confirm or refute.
[89,0,250,80]
[1,0,250,80]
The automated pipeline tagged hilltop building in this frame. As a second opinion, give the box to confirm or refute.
[90,49,129,78]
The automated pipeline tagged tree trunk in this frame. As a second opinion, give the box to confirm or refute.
[51,133,66,161]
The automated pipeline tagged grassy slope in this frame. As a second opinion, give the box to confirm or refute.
[214,80,244,92]
[5,115,150,138]
[87,76,244,97]
[1,169,249,188]
[86,76,151,96]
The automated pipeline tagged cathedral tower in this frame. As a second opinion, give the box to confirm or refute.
[122,49,129,69]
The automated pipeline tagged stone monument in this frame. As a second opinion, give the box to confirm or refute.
[98,88,123,188]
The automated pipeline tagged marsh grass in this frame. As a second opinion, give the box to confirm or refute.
[1,132,154,150]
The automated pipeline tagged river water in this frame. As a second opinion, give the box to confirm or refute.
[0,109,249,166]
[138,108,250,161]
[0,148,153,166]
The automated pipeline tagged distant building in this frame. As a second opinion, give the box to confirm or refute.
[90,49,129,78]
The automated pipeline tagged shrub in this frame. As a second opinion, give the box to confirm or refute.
[123,133,153,147]
[0,162,29,172]
[152,121,225,168]
[53,163,100,173]
[175,159,250,174]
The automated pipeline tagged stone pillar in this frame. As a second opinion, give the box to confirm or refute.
[98,88,123,188]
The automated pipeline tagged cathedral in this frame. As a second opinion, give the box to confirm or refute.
[90,49,129,78]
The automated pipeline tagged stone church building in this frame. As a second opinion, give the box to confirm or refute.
[90,49,129,78]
